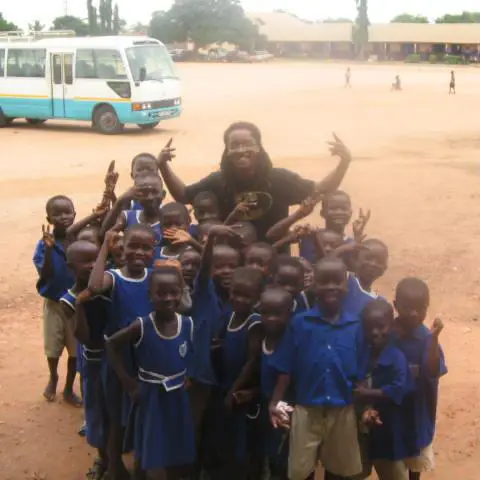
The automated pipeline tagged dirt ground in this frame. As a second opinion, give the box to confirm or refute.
[1,61,480,479]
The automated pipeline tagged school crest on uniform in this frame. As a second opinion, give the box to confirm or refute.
[179,341,188,358]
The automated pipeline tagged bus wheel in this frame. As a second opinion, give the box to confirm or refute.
[26,118,47,125]
[138,122,159,130]
[93,106,124,134]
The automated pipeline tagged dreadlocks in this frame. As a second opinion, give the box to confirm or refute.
[220,122,273,196]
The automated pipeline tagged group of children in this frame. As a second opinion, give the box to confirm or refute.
[33,150,447,480]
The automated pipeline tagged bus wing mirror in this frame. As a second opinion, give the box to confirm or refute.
[139,67,146,82]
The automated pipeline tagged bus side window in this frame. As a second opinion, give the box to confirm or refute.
[0,49,5,77]
[64,55,73,85]
[53,55,62,84]
[6,49,46,78]
[76,49,96,79]
[94,49,127,80]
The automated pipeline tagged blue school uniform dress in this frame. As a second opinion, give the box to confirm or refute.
[123,210,163,260]
[393,325,447,457]
[188,223,200,240]
[343,274,382,318]
[129,199,143,211]
[134,313,195,471]
[272,305,363,407]
[60,290,111,449]
[33,239,75,301]
[359,342,412,461]
[103,268,153,427]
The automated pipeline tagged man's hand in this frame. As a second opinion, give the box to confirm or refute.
[157,138,176,166]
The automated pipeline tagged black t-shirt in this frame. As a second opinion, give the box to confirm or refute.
[184,168,315,241]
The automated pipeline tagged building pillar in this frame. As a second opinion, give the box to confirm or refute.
[414,43,417,54]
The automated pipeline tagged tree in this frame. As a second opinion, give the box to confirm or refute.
[0,12,19,31]
[353,0,369,59]
[87,0,99,34]
[52,15,89,36]
[148,0,259,50]
[391,14,428,23]
[113,4,121,34]
[436,11,480,23]
[29,20,45,32]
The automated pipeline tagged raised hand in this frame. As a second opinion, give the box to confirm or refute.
[298,197,318,217]
[42,224,55,248]
[209,224,242,240]
[104,229,122,252]
[163,228,193,245]
[352,208,371,243]
[431,318,444,338]
[93,202,109,218]
[327,133,352,162]
[104,161,119,191]
[157,138,176,166]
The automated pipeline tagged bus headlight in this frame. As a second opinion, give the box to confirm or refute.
[132,102,152,111]
[174,98,181,106]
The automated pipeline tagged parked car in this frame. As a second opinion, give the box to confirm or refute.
[225,50,252,63]
[251,50,274,62]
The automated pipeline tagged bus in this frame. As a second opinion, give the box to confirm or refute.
[0,36,182,134]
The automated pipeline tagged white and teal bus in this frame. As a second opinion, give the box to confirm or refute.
[0,36,182,134]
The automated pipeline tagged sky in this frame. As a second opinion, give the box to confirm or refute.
[3,0,480,29]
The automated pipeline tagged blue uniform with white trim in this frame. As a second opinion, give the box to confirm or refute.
[272,305,363,407]
[104,268,153,427]
[343,274,383,318]
[293,291,310,315]
[133,313,195,470]
[359,342,413,461]
[33,239,75,301]
[60,289,111,449]
[393,325,447,457]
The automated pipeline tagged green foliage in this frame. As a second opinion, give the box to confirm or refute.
[353,0,369,59]
[52,16,89,36]
[29,20,45,32]
[0,12,19,31]
[391,14,428,23]
[405,53,421,63]
[87,1,123,35]
[436,11,480,23]
[148,0,259,50]
[428,54,438,63]
[444,55,465,64]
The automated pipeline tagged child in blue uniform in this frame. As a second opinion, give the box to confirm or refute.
[60,240,111,480]
[89,224,156,480]
[270,257,363,480]
[259,286,294,480]
[355,299,412,480]
[272,255,310,314]
[158,202,192,260]
[244,242,277,278]
[33,195,80,405]
[113,174,165,253]
[205,266,264,479]
[106,266,195,479]
[393,278,447,480]
[343,238,389,317]
[189,191,220,239]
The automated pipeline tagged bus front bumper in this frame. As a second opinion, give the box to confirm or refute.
[130,106,182,124]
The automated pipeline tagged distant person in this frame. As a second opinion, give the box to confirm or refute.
[449,70,456,95]
[392,75,402,92]
[345,67,351,88]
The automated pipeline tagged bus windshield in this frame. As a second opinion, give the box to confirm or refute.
[126,44,178,81]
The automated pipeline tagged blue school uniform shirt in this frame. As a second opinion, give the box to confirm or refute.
[188,278,231,385]
[359,342,412,461]
[293,291,311,315]
[393,325,447,456]
[105,268,152,335]
[272,305,363,407]
[33,239,75,301]
[343,274,382,318]
[123,210,163,251]
[188,223,199,240]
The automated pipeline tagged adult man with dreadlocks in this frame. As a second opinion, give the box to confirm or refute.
[156,122,352,242]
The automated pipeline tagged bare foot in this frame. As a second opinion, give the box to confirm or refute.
[62,390,83,407]
[43,376,58,402]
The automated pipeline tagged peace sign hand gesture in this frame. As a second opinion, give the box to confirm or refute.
[352,208,371,243]
[42,224,55,248]
[157,138,176,166]
[328,133,352,162]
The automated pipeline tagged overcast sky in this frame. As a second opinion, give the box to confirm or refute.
[3,0,480,29]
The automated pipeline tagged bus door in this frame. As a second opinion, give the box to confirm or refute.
[50,53,73,117]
